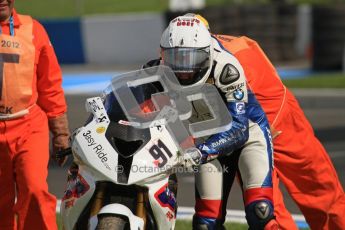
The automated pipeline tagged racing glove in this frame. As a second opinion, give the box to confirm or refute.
[49,113,70,166]
[180,147,202,168]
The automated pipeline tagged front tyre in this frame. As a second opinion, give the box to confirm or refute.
[96,214,128,230]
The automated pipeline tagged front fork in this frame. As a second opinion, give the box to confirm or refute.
[86,174,178,230]
[136,188,148,229]
[89,182,149,229]
[90,182,107,217]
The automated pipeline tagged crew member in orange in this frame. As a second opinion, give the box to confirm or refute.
[196,15,345,230]
[0,1,70,229]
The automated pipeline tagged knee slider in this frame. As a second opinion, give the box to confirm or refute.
[245,200,275,230]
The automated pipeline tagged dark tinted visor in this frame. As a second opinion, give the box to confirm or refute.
[161,47,210,73]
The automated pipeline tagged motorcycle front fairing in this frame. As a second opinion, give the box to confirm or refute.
[61,69,184,230]
[61,66,231,230]
[61,97,115,230]
[71,83,182,185]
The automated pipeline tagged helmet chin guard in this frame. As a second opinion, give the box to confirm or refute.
[160,14,213,87]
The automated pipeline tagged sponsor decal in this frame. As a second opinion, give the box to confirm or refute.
[118,120,140,127]
[255,202,270,219]
[83,130,111,170]
[64,199,75,209]
[233,89,244,100]
[172,18,200,27]
[93,144,109,163]
[97,115,107,123]
[118,120,130,126]
[62,166,90,209]
[211,137,229,148]
[154,183,177,212]
[235,102,245,115]
[219,64,240,85]
[88,99,101,113]
[83,130,97,147]
[225,82,244,91]
[86,98,109,124]
[209,130,241,149]
[96,126,106,134]
[156,125,163,132]
[166,211,174,221]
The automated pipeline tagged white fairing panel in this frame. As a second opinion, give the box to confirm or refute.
[128,125,180,185]
[73,125,119,182]
[72,97,122,183]
[147,178,177,230]
[61,168,96,230]
[73,96,181,186]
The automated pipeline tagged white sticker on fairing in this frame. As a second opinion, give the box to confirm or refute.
[85,97,110,124]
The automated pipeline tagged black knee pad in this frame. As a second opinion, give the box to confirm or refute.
[245,200,275,230]
[192,215,226,230]
[193,223,209,230]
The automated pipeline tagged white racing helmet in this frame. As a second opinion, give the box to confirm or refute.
[160,14,213,86]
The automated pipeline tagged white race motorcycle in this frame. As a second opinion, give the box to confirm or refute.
[59,66,232,230]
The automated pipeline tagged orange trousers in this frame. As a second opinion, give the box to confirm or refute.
[273,90,345,230]
[271,169,298,230]
[0,105,57,230]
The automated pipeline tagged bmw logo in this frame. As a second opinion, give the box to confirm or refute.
[233,89,244,100]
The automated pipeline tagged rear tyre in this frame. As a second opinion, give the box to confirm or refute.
[96,214,128,230]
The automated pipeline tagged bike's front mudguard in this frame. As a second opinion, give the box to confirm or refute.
[95,178,178,230]
[98,204,144,230]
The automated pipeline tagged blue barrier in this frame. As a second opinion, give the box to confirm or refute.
[62,68,312,94]
[40,18,85,64]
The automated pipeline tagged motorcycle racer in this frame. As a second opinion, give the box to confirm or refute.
[189,14,345,230]
[144,14,279,230]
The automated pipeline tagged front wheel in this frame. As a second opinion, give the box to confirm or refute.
[96,214,128,230]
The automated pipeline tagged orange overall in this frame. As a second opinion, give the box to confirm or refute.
[215,34,345,230]
[0,10,67,230]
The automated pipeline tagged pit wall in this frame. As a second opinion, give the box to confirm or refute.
[40,5,345,70]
